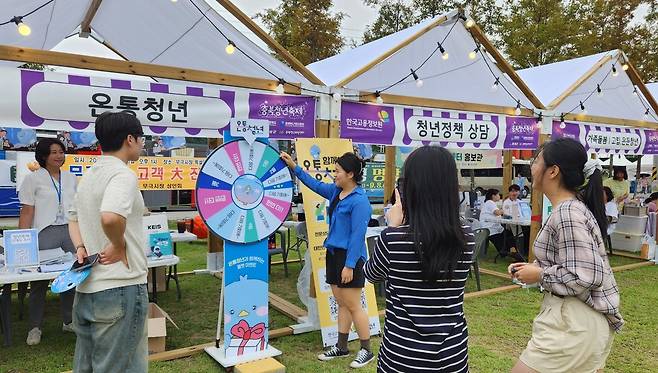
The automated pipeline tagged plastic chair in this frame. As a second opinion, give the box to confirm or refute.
[268,230,288,277]
[290,222,308,262]
[471,228,490,292]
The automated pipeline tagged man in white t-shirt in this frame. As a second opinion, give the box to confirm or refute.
[68,111,147,373]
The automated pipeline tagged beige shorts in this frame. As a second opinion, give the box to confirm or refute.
[520,293,614,373]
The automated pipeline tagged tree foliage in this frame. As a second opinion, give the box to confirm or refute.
[361,0,658,81]
[257,0,344,65]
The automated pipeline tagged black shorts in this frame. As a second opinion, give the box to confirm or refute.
[325,249,365,288]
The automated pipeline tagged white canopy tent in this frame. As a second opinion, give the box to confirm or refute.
[0,0,322,85]
[518,50,658,126]
[308,10,542,113]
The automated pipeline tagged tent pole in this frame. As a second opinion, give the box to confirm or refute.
[503,151,513,195]
[528,134,550,262]
[384,147,396,205]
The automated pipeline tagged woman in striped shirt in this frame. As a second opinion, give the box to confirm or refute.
[510,138,622,372]
[365,146,473,372]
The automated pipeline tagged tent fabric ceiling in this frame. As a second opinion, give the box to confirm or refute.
[0,0,310,84]
[517,51,613,105]
[518,50,657,122]
[308,13,534,109]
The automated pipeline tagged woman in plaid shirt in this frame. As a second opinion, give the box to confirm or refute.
[509,138,623,373]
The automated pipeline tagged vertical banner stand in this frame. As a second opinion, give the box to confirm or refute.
[200,123,288,368]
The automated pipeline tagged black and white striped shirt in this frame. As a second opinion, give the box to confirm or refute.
[364,224,474,372]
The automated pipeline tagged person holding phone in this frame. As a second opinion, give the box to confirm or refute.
[280,151,374,369]
[509,138,622,372]
[18,138,78,345]
[364,146,472,372]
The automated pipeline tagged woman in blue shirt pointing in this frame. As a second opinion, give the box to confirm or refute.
[281,151,375,369]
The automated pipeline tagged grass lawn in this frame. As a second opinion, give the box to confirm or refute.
[1,237,657,372]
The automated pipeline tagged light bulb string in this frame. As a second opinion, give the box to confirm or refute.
[0,0,55,26]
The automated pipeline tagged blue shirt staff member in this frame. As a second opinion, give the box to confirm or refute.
[280,151,375,369]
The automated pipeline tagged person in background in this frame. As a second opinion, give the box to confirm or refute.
[644,192,658,213]
[604,187,619,236]
[503,184,530,256]
[18,138,78,345]
[510,138,622,373]
[0,128,13,149]
[479,188,523,261]
[364,146,472,372]
[603,166,629,206]
[69,111,148,372]
[280,151,375,369]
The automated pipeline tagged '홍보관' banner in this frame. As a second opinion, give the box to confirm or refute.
[0,67,316,139]
[340,101,539,150]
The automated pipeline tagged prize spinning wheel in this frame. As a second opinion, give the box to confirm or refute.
[196,139,293,244]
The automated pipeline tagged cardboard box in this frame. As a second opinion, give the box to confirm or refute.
[235,358,285,373]
[147,303,178,354]
[147,267,167,293]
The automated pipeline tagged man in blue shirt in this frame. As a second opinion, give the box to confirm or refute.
[280,151,374,369]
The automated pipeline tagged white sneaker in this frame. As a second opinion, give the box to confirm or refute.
[62,323,75,333]
[350,348,375,368]
[26,327,42,346]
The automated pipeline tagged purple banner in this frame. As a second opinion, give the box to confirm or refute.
[644,130,658,154]
[340,101,396,145]
[504,117,539,149]
[5,67,316,139]
[340,101,538,149]
[551,120,581,141]
[248,93,315,139]
[552,120,643,154]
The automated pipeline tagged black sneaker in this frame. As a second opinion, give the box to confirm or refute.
[318,345,350,361]
[350,348,375,368]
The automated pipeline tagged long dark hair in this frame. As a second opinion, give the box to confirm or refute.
[645,192,658,205]
[401,146,466,281]
[540,138,607,237]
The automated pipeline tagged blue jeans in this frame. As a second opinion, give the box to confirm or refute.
[73,284,148,373]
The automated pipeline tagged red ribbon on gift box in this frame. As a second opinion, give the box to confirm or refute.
[231,320,266,356]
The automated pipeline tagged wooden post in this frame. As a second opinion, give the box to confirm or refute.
[635,155,643,196]
[528,134,550,261]
[384,147,397,205]
[207,138,223,254]
[503,151,513,195]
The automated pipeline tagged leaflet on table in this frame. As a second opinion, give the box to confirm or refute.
[3,229,39,268]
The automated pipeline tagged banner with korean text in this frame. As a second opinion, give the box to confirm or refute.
[0,67,315,139]
[295,138,381,347]
[340,101,539,149]
[62,155,203,190]
[551,120,644,154]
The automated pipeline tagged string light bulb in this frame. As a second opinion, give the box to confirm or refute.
[597,84,603,97]
[465,18,475,28]
[622,63,629,71]
[332,92,341,101]
[612,64,619,77]
[490,77,500,92]
[225,41,236,55]
[644,109,650,121]
[536,113,543,129]
[633,87,638,96]
[11,16,31,36]
[375,91,383,104]
[580,101,587,115]
[559,114,566,129]
[438,42,448,60]
[410,69,423,87]
[514,101,521,116]
[469,45,479,60]
[275,79,285,94]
